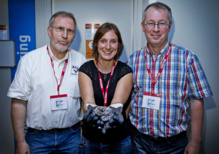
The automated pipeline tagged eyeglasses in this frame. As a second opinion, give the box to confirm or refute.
[144,21,169,29]
[51,26,75,35]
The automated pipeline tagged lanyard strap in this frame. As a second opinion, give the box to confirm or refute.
[96,60,116,106]
[144,43,172,94]
[47,46,68,95]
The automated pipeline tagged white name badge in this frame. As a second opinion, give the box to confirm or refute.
[50,94,68,110]
[142,92,161,110]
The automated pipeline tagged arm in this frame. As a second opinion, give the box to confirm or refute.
[125,103,131,118]
[78,72,96,112]
[184,99,204,154]
[111,73,133,106]
[11,98,30,154]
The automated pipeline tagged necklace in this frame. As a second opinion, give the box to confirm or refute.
[102,73,108,80]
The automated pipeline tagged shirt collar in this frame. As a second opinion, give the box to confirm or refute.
[48,44,69,62]
[146,42,170,57]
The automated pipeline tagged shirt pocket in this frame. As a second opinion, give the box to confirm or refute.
[68,75,81,99]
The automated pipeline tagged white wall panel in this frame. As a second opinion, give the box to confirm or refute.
[52,0,134,62]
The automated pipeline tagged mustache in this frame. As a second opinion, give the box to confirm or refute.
[58,39,69,44]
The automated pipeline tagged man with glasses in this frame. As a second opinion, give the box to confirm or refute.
[8,11,86,153]
[127,2,212,154]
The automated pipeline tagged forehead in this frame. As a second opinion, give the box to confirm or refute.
[53,16,75,28]
[145,7,169,21]
[101,30,118,39]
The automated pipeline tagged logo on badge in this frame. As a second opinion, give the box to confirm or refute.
[72,66,79,75]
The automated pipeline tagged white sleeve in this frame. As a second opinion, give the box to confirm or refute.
[7,55,31,101]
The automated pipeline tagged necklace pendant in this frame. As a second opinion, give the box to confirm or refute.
[103,73,107,80]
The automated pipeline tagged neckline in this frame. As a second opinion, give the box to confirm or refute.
[93,60,119,74]
[100,72,110,80]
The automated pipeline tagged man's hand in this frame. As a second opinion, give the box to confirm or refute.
[16,141,30,154]
[184,140,201,154]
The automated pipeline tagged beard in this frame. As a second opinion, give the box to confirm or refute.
[51,39,69,53]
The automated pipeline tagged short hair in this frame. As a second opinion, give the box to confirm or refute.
[49,11,77,30]
[92,22,124,61]
[142,2,172,23]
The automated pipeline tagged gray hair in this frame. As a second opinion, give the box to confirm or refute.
[49,11,77,29]
[142,2,172,23]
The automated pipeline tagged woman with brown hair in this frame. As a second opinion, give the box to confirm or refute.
[78,22,133,154]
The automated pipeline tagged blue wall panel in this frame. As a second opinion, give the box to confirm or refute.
[8,0,36,80]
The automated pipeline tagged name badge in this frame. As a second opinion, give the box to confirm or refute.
[142,92,161,110]
[50,94,68,110]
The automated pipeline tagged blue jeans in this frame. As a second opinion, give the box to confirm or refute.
[130,125,188,154]
[79,136,132,154]
[26,123,81,154]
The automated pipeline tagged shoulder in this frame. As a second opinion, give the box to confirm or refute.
[127,48,145,63]
[23,45,47,57]
[69,48,84,57]
[127,48,145,69]
[171,44,196,56]
[79,60,94,72]
[68,49,86,64]
[19,45,47,64]
[79,60,96,79]
[117,61,133,72]
[116,61,133,79]
[80,60,93,68]
[128,48,145,59]
[171,43,199,62]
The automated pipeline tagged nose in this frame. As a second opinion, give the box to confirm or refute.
[106,41,111,49]
[62,30,68,38]
[153,24,159,31]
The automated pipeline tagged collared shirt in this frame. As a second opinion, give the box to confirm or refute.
[127,42,213,137]
[7,45,86,130]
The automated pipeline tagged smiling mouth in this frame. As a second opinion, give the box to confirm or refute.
[103,51,112,54]
[152,34,160,37]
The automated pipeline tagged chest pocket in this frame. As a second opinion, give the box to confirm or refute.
[68,74,80,99]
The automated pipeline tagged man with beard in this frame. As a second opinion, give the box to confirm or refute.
[7,11,86,154]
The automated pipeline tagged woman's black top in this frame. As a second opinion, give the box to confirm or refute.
[79,60,133,143]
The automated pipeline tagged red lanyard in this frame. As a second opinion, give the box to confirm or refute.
[144,43,171,94]
[47,46,68,95]
[96,61,116,106]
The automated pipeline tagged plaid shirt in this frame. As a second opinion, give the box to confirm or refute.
[127,42,213,137]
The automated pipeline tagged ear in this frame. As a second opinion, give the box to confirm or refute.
[47,26,51,38]
[141,22,145,32]
[168,22,172,31]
